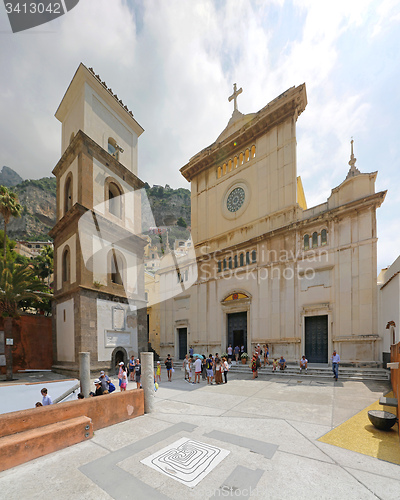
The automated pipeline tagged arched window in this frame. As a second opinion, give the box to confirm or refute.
[312,232,318,248]
[321,229,327,246]
[228,159,232,172]
[218,261,222,273]
[239,253,244,267]
[223,163,227,175]
[108,182,122,218]
[217,166,222,179]
[223,258,227,271]
[234,255,238,268]
[251,145,256,159]
[304,234,309,251]
[62,247,70,283]
[246,251,250,265]
[245,149,250,162]
[239,152,244,165]
[64,174,73,214]
[108,138,119,161]
[110,250,124,285]
[233,156,238,169]
[228,257,232,269]
[252,250,257,263]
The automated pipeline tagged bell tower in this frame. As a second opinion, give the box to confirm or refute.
[50,63,147,376]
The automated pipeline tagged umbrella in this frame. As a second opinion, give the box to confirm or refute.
[192,353,204,359]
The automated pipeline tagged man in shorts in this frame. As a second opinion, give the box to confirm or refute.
[134,358,141,389]
[165,354,173,382]
[206,354,214,385]
[299,355,308,373]
[194,356,202,384]
[279,356,286,370]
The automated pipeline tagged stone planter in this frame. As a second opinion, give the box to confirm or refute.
[368,410,397,431]
[241,358,247,364]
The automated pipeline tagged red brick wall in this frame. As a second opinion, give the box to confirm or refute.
[0,315,52,374]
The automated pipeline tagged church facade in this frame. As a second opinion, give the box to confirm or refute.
[50,64,147,375]
[158,83,386,365]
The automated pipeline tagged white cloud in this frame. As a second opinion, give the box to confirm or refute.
[0,0,399,270]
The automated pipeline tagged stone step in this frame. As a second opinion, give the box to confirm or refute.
[227,365,390,381]
[0,415,93,472]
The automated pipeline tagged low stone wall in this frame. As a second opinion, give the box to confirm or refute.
[0,389,144,438]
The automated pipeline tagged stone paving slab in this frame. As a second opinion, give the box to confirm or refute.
[0,373,396,500]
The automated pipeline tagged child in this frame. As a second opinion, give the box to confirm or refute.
[272,359,277,372]
[120,367,128,391]
[156,361,161,383]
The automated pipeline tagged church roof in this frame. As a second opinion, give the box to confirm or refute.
[181,84,307,181]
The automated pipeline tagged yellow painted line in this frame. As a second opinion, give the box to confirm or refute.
[318,392,400,465]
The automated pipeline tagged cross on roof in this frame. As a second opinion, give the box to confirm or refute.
[228,83,243,112]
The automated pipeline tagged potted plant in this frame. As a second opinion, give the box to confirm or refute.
[241,352,249,364]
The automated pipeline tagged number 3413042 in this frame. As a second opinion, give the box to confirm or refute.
[5,3,62,14]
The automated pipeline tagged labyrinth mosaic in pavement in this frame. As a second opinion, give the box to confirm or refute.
[141,437,230,487]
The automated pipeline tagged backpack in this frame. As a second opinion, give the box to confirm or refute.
[108,382,116,393]
[206,359,212,370]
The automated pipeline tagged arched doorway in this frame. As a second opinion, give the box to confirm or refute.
[111,346,128,374]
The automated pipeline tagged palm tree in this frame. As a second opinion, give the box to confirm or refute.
[33,245,54,286]
[0,261,49,316]
[0,186,22,264]
[0,261,50,380]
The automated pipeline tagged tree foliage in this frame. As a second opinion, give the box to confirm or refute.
[0,186,22,264]
[0,261,51,317]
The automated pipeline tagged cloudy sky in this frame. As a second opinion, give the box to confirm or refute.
[0,0,399,271]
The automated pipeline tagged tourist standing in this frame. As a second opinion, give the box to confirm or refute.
[206,354,214,385]
[223,357,229,383]
[183,354,189,380]
[331,350,340,381]
[194,356,202,383]
[165,354,173,382]
[156,361,161,383]
[263,344,270,366]
[251,355,258,379]
[135,358,141,389]
[120,366,128,391]
[118,361,124,388]
[234,345,239,362]
[129,355,135,381]
[227,345,233,362]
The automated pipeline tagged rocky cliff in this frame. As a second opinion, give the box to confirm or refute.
[7,178,57,241]
[1,168,191,242]
[0,166,23,187]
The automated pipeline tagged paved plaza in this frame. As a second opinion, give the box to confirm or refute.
[0,370,399,499]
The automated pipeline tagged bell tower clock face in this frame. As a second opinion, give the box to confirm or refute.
[226,187,245,213]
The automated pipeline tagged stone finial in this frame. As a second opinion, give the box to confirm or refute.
[345,138,361,179]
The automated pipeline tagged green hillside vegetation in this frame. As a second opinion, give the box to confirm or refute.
[13,177,56,193]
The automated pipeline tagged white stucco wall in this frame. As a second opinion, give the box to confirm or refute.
[96,299,137,361]
[56,234,77,290]
[56,298,75,362]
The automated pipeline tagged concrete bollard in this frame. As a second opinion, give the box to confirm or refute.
[140,352,155,413]
[79,352,91,399]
